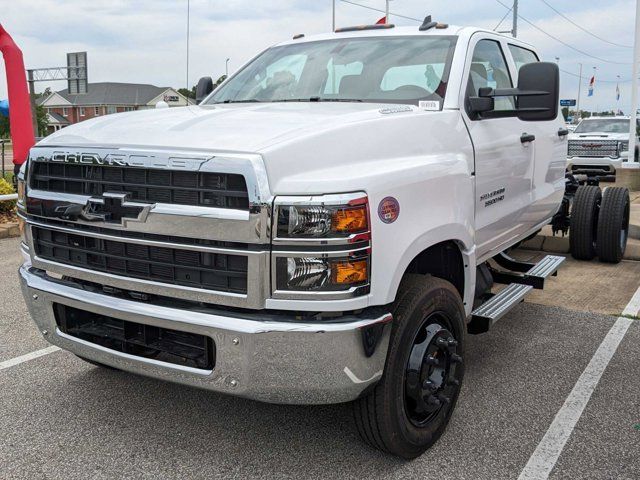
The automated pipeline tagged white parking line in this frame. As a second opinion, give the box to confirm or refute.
[0,346,60,371]
[518,286,640,480]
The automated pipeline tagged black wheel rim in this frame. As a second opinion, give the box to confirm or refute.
[403,312,462,427]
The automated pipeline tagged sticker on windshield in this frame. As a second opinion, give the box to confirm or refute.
[419,100,440,111]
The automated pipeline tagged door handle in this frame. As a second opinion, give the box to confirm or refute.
[520,133,536,143]
[557,128,569,137]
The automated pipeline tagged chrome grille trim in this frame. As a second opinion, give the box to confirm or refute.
[23,145,274,309]
[567,139,618,158]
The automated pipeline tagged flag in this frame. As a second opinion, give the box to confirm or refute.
[588,75,595,97]
[376,16,386,24]
[616,83,620,101]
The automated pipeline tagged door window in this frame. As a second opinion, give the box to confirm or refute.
[508,45,539,70]
[467,39,514,112]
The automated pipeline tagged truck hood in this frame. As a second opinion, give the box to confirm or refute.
[38,103,411,153]
[568,132,628,141]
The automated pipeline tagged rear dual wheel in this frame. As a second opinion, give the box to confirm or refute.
[353,275,465,459]
[570,186,630,264]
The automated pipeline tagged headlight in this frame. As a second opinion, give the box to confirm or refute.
[275,194,369,239]
[272,193,371,298]
[618,141,629,153]
[275,255,369,292]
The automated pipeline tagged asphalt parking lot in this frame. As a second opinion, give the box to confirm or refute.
[1,236,639,479]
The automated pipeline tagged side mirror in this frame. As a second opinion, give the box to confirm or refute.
[516,62,559,122]
[195,76,214,105]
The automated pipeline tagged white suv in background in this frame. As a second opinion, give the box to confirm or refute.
[567,116,640,179]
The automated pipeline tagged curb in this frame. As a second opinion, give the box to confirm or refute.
[521,234,640,261]
[0,222,19,239]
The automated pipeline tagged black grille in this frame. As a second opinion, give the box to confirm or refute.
[33,227,248,294]
[29,162,249,210]
[54,304,215,370]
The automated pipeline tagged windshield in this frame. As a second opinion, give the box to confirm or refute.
[206,36,458,106]
[574,119,632,134]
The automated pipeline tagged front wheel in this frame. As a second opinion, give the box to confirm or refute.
[353,274,465,459]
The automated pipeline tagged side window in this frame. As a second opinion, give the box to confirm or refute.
[508,45,539,71]
[467,39,514,112]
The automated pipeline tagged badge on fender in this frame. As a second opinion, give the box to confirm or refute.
[378,197,400,224]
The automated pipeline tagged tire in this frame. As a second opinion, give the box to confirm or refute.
[75,355,119,370]
[570,185,602,260]
[596,187,630,263]
[353,274,465,459]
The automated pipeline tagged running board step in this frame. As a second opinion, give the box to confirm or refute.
[490,254,565,289]
[468,283,533,334]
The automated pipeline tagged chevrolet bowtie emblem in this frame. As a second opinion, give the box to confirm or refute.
[55,192,152,226]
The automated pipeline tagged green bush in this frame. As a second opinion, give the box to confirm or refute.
[0,177,16,213]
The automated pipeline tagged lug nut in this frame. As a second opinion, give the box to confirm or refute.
[437,394,451,405]
[424,355,439,366]
[450,354,463,364]
[426,395,441,407]
[423,380,438,392]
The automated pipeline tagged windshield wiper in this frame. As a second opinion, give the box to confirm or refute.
[269,97,364,103]
[214,99,261,104]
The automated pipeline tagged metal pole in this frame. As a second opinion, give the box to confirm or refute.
[385,0,390,23]
[1,141,5,178]
[186,0,190,90]
[26,70,38,136]
[226,58,230,77]
[332,0,336,31]
[627,0,640,166]
[576,63,583,121]
[512,0,518,37]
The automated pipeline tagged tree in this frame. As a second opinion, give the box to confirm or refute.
[561,107,569,121]
[178,86,196,99]
[213,75,227,89]
[0,104,48,139]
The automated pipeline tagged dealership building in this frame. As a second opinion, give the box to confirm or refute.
[37,82,193,133]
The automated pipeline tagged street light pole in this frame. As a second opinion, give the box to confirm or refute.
[225,58,230,78]
[627,0,640,166]
[576,63,583,122]
[512,0,518,37]
[386,0,390,23]
[332,0,336,31]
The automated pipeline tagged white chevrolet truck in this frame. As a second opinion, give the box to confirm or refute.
[17,19,631,458]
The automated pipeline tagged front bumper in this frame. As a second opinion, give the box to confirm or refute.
[19,263,392,405]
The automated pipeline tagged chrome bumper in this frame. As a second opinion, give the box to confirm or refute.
[19,263,392,405]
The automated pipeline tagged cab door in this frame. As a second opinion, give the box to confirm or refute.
[461,35,535,262]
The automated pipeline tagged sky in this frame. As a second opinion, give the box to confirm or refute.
[0,0,637,113]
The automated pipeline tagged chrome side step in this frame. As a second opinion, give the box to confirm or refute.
[526,255,565,279]
[468,283,533,334]
[490,254,566,289]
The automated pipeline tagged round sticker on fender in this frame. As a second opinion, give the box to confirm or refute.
[378,197,400,224]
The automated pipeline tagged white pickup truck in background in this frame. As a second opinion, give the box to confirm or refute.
[567,116,640,180]
[17,17,632,458]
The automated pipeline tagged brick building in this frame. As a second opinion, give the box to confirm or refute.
[37,82,193,134]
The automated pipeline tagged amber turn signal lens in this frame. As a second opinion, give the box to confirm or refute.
[332,206,368,233]
[332,259,368,285]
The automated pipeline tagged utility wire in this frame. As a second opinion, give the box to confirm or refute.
[559,67,630,83]
[493,6,513,31]
[494,0,631,65]
[340,0,422,22]
[539,0,633,49]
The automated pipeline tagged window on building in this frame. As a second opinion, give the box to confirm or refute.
[62,107,69,116]
[94,107,100,115]
[124,106,134,112]
[106,106,117,114]
[79,107,85,116]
